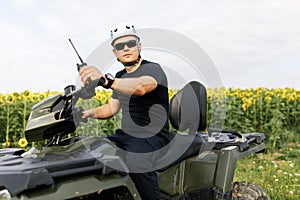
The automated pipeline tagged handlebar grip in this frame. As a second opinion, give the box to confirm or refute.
[97,77,106,86]
[73,106,88,126]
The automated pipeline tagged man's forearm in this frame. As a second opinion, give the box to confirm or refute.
[111,76,157,96]
[94,103,115,119]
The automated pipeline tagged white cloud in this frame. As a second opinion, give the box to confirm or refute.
[171,0,300,88]
[0,0,299,93]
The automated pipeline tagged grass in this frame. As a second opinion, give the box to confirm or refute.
[234,143,300,200]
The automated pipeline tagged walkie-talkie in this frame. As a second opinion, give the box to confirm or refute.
[68,38,95,99]
[68,38,87,72]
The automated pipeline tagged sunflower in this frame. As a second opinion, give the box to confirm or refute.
[264,96,272,102]
[4,94,15,104]
[4,141,11,148]
[17,94,24,101]
[30,94,40,103]
[168,89,177,99]
[99,94,109,103]
[95,92,102,101]
[13,92,20,97]
[39,93,46,101]
[21,90,31,97]
[18,138,28,148]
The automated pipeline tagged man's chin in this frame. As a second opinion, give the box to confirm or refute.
[120,58,135,63]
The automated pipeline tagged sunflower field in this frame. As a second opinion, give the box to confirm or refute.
[0,87,299,199]
[0,87,299,149]
[208,87,300,148]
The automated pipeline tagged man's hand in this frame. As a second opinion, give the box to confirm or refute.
[81,98,121,119]
[79,66,102,85]
[82,109,96,119]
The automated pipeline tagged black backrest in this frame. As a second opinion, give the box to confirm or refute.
[169,81,207,132]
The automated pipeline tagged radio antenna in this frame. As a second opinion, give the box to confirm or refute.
[69,38,84,64]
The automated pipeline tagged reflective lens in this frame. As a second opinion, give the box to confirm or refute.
[114,40,138,50]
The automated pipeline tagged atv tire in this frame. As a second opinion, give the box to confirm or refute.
[232,182,271,200]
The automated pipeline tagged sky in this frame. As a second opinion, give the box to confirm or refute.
[0,0,299,93]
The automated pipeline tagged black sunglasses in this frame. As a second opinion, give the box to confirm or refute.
[114,40,138,50]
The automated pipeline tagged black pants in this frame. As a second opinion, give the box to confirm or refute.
[129,172,160,200]
[108,129,172,200]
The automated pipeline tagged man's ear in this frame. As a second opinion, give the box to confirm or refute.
[112,48,117,56]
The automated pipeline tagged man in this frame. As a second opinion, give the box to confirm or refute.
[79,24,171,200]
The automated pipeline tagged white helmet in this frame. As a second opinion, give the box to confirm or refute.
[110,24,140,45]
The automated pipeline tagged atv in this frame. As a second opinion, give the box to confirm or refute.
[0,79,270,200]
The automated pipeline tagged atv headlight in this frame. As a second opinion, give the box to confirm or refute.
[0,189,11,199]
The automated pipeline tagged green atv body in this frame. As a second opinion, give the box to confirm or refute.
[0,82,270,200]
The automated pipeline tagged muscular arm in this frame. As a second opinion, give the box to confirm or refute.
[79,65,157,96]
[82,98,120,119]
[111,76,157,96]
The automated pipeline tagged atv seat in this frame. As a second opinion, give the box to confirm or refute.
[156,81,207,171]
[169,81,207,133]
